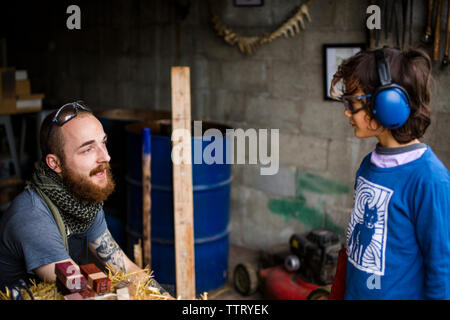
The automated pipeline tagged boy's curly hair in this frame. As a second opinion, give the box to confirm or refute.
[330,46,433,144]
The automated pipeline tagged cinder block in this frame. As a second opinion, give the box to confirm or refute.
[243,186,309,248]
[432,149,450,171]
[241,165,296,198]
[279,133,329,170]
[229,185,249,247]
[433,112,450,152]
[220,60,268,92]
[245,95,301,133]
[296,99,354,140]
[303,30,366,70]
[324,203,353,236]
[230,184,309,249]
[327,137,376,184]
[268,60,322,99]
[204,90,247,123]
[195,27,245,61]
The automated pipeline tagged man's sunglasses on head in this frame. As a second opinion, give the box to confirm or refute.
[45,101,92,156]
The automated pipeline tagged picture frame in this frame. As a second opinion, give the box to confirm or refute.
[323,43,366,100]
[233,0,264,7]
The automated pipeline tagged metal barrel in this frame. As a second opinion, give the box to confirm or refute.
[125,120,232,293]
[96,109,170,245]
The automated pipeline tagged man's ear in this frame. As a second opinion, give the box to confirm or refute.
[45,154,62,174]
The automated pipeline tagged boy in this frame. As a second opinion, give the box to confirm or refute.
[329,47,450,299]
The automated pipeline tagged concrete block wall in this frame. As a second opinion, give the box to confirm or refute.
[4,0,449,249]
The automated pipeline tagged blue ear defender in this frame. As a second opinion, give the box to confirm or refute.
[372,49,411,129]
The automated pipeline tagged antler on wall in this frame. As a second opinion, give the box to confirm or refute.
[209,0,314,55]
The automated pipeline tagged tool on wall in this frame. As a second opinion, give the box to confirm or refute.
[370,0,414,49]
[434,0,443,61]
[208,0,315,55]
[423,0,435,44]
[420,0,450,67]
[443,0,450,66]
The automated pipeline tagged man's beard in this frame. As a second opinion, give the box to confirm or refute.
[61,162,116,203]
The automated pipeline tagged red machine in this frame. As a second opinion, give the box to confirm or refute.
[233,229,342,300]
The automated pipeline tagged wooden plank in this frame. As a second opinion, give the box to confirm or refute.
[142,127,151,268]
[171,66,195,300]
[133,239,143,269]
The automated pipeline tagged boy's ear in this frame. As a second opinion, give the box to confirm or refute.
[45,154,62,174]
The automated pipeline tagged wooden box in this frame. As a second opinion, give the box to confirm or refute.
[80,263,111,293]
[55,261,87,292]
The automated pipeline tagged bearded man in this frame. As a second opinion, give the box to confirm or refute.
[0,101,165,293]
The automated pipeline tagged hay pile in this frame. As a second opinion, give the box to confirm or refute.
[0,265,207,300]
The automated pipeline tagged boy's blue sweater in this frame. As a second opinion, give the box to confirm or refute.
[345,147,450,300]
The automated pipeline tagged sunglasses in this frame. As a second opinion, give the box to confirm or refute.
[337,94,372,114]
[45,101,92,156]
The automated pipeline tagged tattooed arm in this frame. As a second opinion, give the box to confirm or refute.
[89,228,170,295]
[89,228,140,275]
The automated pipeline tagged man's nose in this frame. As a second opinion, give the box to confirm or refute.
[98,145,111,163]
[344,109,352,118]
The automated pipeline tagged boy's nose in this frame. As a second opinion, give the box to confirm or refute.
[344,109,352,118]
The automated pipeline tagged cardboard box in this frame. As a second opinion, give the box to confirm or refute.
[16,79,30,96]
[0,93,44,115]
[0,68,43,115]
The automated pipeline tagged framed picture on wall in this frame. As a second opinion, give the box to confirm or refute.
[323,43,365,100]
[233,0,264,7]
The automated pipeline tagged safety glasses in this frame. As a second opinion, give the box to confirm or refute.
[337,94,372,114]
[45,101,92,156]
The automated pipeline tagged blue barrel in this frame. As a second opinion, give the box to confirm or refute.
[96,109,170,249]
[104,211,125,249]
[125,120,232,293]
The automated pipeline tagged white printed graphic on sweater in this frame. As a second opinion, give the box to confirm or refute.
[347,176,393,276]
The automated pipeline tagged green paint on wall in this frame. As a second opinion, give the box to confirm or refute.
[268,198,323,229]
[296,172,350,197]
[267,172,350,236]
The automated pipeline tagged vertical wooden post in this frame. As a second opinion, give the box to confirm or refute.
[171,66,195,299]
[142,127,151,268]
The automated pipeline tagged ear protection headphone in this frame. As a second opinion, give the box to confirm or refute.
[372,49,411,129]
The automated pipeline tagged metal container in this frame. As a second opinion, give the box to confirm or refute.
[125,120,232,293]
[96,109,170,244]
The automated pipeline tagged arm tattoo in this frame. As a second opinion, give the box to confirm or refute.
[93,229,126,273]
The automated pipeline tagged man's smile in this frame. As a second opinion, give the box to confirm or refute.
[94,170,106,178]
